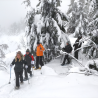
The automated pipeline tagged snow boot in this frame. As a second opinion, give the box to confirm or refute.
[30,73,33,77]
[66,62,70,64]
[23,77,28,81]
[15,86,20,90]
[20,81,24,84]
[61,63,65,66]
[34,68,37,70]
[38,67,41,69]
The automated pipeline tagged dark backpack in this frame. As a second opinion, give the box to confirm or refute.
[69,46,72,53]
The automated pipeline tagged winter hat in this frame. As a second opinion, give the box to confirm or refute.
[66,41,70,44]
[26,49,30,52]
[17,51,21,54]
[78,35,82,39]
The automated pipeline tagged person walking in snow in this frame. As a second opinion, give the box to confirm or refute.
[61,42,72,66]
[24,49,34,81]
[35,41,45,70]
[73,36,82,59]
[10,51,27,89]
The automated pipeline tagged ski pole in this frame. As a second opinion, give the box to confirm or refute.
[32,66,34,76]
[9,67,11,84]
[28,74,30,84]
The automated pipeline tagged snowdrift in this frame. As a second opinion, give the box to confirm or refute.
[41,66,57,76]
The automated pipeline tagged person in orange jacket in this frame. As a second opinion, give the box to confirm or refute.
[35,41,45,70]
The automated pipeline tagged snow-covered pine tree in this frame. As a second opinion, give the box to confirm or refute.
[84,0,98,58]
[87,0,97,32]
[25,0,69,63]
[81,0,98,71]
[23,0,36,54]
[67,0,88,37]
[67,0,78,34]
[25,9,35,53]
[0,44,8,68]
[67,0,98,59]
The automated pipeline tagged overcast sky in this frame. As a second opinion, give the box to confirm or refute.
[0,0,70,28]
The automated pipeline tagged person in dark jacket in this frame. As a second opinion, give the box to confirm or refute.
[73,36,82,59]
[61,42,72,66]
[24,49,34,80]
[10,51,27,89]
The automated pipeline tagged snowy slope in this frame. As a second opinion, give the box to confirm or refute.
[0,32,27,67]
[0,32,98,98]
[0,32,26,54]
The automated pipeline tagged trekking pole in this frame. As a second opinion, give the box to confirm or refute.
[28,74,30,84]
[32,65,34,76]
[9,67,11,84]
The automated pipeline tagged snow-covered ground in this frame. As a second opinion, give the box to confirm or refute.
[0,58,98,98]
[0,34,98,98]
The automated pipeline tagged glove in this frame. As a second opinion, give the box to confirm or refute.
[25,65,28,69]
[31,61,34,65]
[60,50,63,54]
[10,64,13,67]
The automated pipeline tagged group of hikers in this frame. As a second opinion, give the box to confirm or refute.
[10,41,45,89]
[10,36,82,89]
[61,35,82,66]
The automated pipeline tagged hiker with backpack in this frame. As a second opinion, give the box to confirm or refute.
[10,51,27,89]
[35,41,45,70]
[24,49,34,81]
[61,42,72,66]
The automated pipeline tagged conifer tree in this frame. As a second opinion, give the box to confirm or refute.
[25,0,68,63]
[0,44,8,68]
[67,0,88,37]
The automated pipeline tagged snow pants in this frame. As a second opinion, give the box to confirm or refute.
[24,65,32,78]
[15,70,23,87]
[62,55,70,64]
[74,51,79,59]
[36,56,44,69]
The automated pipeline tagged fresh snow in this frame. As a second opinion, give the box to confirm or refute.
[0,58,98,98]
[0,34,98,98]
[0,32,26,54]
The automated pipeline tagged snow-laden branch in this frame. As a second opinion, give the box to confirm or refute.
[0,65,7,70]
[85,52,96,67]
[74,45,91,53]
[81,37,98,50]
[0,44,8,50]
[74,37,98,53]
[87,39,98,50]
